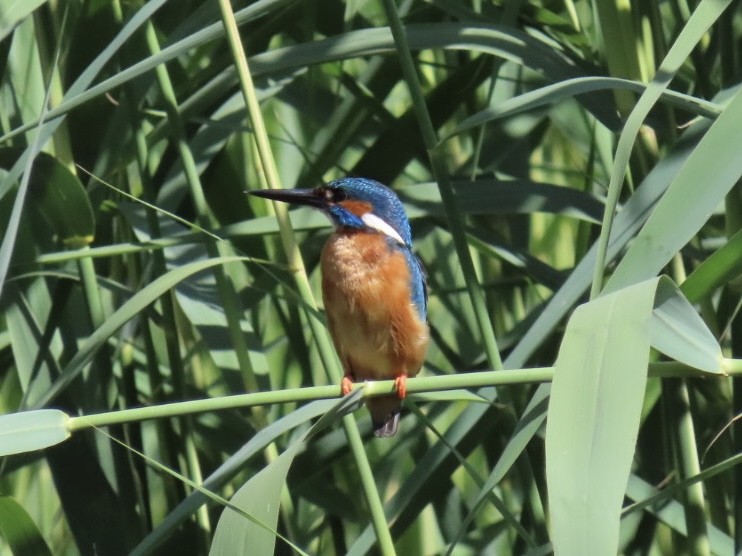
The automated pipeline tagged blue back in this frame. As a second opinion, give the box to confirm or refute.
[404,247,428,321]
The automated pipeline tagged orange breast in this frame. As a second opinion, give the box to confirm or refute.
[321,231,428,382]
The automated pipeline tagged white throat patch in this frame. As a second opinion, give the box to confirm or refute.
[361,213,406,245]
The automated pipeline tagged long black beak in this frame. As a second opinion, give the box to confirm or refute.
[249,187,325,208]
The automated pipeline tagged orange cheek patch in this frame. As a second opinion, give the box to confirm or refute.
[339,200,373,216]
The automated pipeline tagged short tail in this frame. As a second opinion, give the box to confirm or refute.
[367,396,402,437]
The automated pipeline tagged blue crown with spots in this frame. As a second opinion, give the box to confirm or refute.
[325,178,412,245]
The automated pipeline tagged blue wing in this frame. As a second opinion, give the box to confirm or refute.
[406,249,427,322]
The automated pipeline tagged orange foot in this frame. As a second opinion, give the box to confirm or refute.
[394,374,408,399]
[341,375,354,396]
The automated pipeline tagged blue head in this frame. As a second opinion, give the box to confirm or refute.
[250,177,412,246]
[250,177,426,318]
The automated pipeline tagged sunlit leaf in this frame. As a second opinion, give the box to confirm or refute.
[546,280,656,555]
[0,409,69,456]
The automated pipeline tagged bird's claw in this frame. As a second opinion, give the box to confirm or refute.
[394,374,408,399]
[341,375,354,396]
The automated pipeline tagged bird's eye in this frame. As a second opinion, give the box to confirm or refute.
[322,187,346,203]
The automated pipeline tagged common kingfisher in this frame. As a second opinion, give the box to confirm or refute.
[251,178,429,437]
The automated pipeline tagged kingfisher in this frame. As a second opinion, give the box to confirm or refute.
[250,177,429,437]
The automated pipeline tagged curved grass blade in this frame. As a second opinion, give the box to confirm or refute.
[402,179,605,223]
[506,113,713,368]
[32,256,254,408]
[444,76,721,142]
[1,21,591,145]
[210,391,362,555]
[605,84,742,292]
[0,0,169,181]
[131,400,338,554]
[593,0,734,297]
[625,476,733,554]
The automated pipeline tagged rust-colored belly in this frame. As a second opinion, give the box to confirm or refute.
[320,232,428,382]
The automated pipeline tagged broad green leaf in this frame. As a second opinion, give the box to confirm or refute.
[0,409,69,456]
[546,279,658,556]
[545,275,721,556]
[0,495,53,556]
[211,444,300,556]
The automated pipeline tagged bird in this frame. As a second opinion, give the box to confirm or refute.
[250,177,429,437]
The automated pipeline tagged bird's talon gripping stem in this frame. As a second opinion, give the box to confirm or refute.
[394,374,408,399]
[341,375,354,396]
